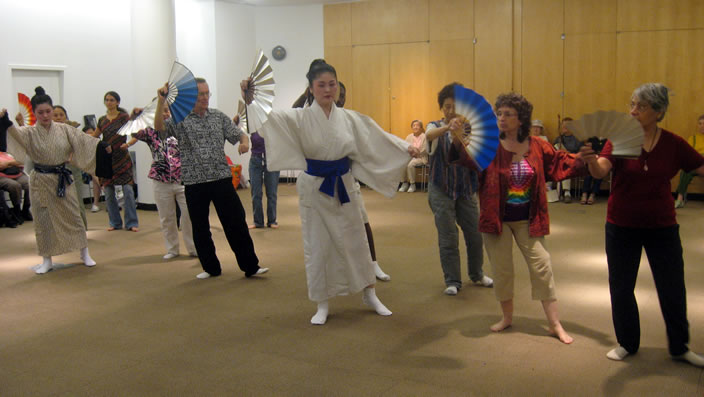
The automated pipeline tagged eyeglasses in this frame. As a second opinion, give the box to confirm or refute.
[629,101,650,112]
[495,111,517,118]
[198,92,212,98]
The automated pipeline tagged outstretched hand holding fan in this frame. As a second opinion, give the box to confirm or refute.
[452,85,501,170]
[565,111,644,158]
[241,50,275,134]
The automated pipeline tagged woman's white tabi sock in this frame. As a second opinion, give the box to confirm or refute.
[311,301,329,325]
[363,287,392,316]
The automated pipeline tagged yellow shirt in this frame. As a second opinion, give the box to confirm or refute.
[687,133,704,155]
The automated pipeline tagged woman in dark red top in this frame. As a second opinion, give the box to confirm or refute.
[580,83,704,367]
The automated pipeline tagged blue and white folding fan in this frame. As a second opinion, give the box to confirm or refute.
[244,50,275,133]
[454,85,500,170]
[566,111,644,158]
[118,98,157,136]
[166,61,198,123]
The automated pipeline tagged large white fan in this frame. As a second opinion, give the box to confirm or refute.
[565,111,644,158]
[243,50,275,133]
[236,100,248,134]
[117,98,158,136]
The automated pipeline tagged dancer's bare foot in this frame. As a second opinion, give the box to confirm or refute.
[128,227,139,232]
[490,318,512,332]
[107,227,117,231]
[549,324,574,344]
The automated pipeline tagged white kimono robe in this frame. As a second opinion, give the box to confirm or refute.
[8,122,101,256]
[260,100,410,302]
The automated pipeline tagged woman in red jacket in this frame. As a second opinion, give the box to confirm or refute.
[452,93,583,344]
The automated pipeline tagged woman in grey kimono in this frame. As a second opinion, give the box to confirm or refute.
[1,87,112,274]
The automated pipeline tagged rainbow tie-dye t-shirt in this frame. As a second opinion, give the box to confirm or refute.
[504,159,534,222]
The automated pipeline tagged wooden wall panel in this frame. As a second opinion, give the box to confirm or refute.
[474,0,513,106]
[428,39,474,120]
[428,0,474,41]
[351,0,429,45]
[565,0,616,34]
[617,29,704,192]
[351,45,390,130]
[521,0,564,139]
[512,0,522,92]
[323,3,351,47]
[324,45,353,103]
[389,42,431,138]
[617,0,704,32]
[563,33,618,120]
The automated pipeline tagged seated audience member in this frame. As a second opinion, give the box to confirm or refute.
[398,119,428,193]
[553,117,582,203]
[675,114,704,208]
[0,190,19,228]
[0,149,31,223]
[580,137,607,205]
[530,119,548,141]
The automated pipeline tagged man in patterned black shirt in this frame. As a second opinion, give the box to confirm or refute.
[155,78,268,279]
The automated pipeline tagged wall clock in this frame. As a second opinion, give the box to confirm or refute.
[272,45,286,61]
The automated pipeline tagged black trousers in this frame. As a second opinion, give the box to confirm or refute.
[605,222,689,356]
[185,178,259,277]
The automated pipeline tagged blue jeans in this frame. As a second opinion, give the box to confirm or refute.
[428,183,485,288]
[104,184,138,229]
[249,156,280,227]
[582,175,602,195]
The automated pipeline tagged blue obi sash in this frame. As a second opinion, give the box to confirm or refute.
[305,158,351,204]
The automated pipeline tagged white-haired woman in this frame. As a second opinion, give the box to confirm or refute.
[580,83,704,366]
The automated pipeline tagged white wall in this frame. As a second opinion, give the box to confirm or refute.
[130,0,178,205]
[255,5,325,111]
[0,0,135,126]
[214,1,257,174]
[1,0,325,196]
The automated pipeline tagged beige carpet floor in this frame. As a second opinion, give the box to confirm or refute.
[1,184,703,396]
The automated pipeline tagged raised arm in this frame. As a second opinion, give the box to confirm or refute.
[154,83,169,132]
[426,122,449,142]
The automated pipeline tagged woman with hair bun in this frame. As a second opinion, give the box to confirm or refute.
[90,91,139,231]
[242,59,419,325]
[0,87,112,274]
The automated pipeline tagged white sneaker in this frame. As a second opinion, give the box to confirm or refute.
[196,272,211,279]
[444,286,458,295]
[163,253,178,260]
[474,275,494,287]
[407,184,416,193]
[90,204,100,212]
[398,182,409,192]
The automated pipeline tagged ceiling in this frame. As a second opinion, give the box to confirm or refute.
[222,0,356,6]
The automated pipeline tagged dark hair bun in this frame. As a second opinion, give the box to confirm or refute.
[35,86,46,96]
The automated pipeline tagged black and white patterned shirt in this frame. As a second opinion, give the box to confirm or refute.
[165,109,242,185]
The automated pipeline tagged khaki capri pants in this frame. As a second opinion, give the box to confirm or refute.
[482,220,556,302]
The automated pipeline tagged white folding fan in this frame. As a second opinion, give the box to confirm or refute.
[565,110,644,158]
[236,100,248,134]
[117,98,158,136]
[243,50,275,133]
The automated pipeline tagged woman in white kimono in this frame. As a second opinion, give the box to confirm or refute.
[1,87,112,274]
[243,59,419,324]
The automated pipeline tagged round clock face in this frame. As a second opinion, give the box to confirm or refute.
[272,45,286,61]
